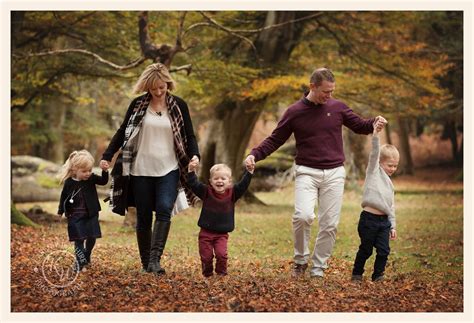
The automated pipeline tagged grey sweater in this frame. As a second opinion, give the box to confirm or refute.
[361,136,396,229]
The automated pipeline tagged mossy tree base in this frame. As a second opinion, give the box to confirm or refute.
[11,202,38,227]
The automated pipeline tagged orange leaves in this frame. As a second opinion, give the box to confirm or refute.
[239,75,307,101]
[10,219,463,312]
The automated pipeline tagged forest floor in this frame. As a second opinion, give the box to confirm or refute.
[10,166,464,313]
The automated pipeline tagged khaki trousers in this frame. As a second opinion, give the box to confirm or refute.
[292,165,346,277]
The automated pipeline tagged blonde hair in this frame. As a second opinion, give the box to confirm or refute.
[132,63,176,94]
[380,144,400,162]
[59,150,94,184]
[209,163,232,178]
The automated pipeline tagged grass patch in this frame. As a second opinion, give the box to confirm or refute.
[14,172,463,283]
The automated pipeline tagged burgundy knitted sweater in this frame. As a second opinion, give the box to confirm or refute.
[250,96,375,169]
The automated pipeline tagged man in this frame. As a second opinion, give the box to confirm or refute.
[245,67,386,278]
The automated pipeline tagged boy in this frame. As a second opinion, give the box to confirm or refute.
[187,161,254,277]
[351,120,399,282]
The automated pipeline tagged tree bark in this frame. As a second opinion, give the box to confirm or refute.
[343,128,368,184]
[199,100,262,181]
[397,117,414,175]
[442,120,462,166]
[384,122,393,145]
[47,100,66,163]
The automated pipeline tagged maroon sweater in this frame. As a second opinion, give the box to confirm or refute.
[250,97,375,169]
[187,171,252,233]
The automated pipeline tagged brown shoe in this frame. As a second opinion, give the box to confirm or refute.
[291,263,308,277]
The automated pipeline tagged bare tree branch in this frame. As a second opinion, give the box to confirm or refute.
[185,12,324,36]
[169,64,192,75]
[184,22,213,36]
[228,11,324,34]
[198,11,258,54]
[13,49,146,71]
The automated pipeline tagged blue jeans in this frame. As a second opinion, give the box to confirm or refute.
[131,169,179,230]
[352,210,391,280]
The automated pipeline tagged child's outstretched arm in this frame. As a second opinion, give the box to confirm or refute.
[186,172,207,199]
[366,120,384,173]
[92,169,109,186]
[233,170,253,201]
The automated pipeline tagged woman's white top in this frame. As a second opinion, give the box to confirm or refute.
[131,108,178,176]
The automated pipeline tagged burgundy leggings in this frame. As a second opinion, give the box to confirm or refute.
[198,228,229,276]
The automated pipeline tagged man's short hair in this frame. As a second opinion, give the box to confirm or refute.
[310,67,335,86]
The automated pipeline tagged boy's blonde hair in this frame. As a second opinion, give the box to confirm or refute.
[59,150,94,184]
[209,163,232,178]
[132,63,176,94]
[380,144,400,162]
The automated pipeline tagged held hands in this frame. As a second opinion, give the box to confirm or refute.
[373,116,387,135]
[244,155,256,174]
[99,160,110,171]
[188,155,200,173]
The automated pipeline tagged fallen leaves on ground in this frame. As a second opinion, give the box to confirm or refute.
[10,225,462,312]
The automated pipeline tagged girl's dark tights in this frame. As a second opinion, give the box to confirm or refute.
[74,238,96,265]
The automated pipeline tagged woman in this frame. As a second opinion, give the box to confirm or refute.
[100,63,200,275]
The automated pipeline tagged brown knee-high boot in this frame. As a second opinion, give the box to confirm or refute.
[147,220,171,275]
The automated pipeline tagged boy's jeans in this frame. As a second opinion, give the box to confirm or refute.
[293,165,346,277]
[352,211,391,280]
[198,228,229,277]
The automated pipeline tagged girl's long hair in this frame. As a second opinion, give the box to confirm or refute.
[59,150,94,184]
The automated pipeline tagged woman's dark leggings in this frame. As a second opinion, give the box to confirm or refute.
[131,169,180,231]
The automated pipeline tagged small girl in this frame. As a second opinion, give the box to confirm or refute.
[187,161,254,277]
[57,150,109,272]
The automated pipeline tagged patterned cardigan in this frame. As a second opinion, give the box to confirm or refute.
[102,93,200,215]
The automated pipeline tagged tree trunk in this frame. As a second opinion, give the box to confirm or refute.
[397,117,414,175]
[199,100,262,181]
[385,122,393,145]
[343,128,368,185]
[47,100,66,163]
[442,120,462,166]
[200,11,307,185]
